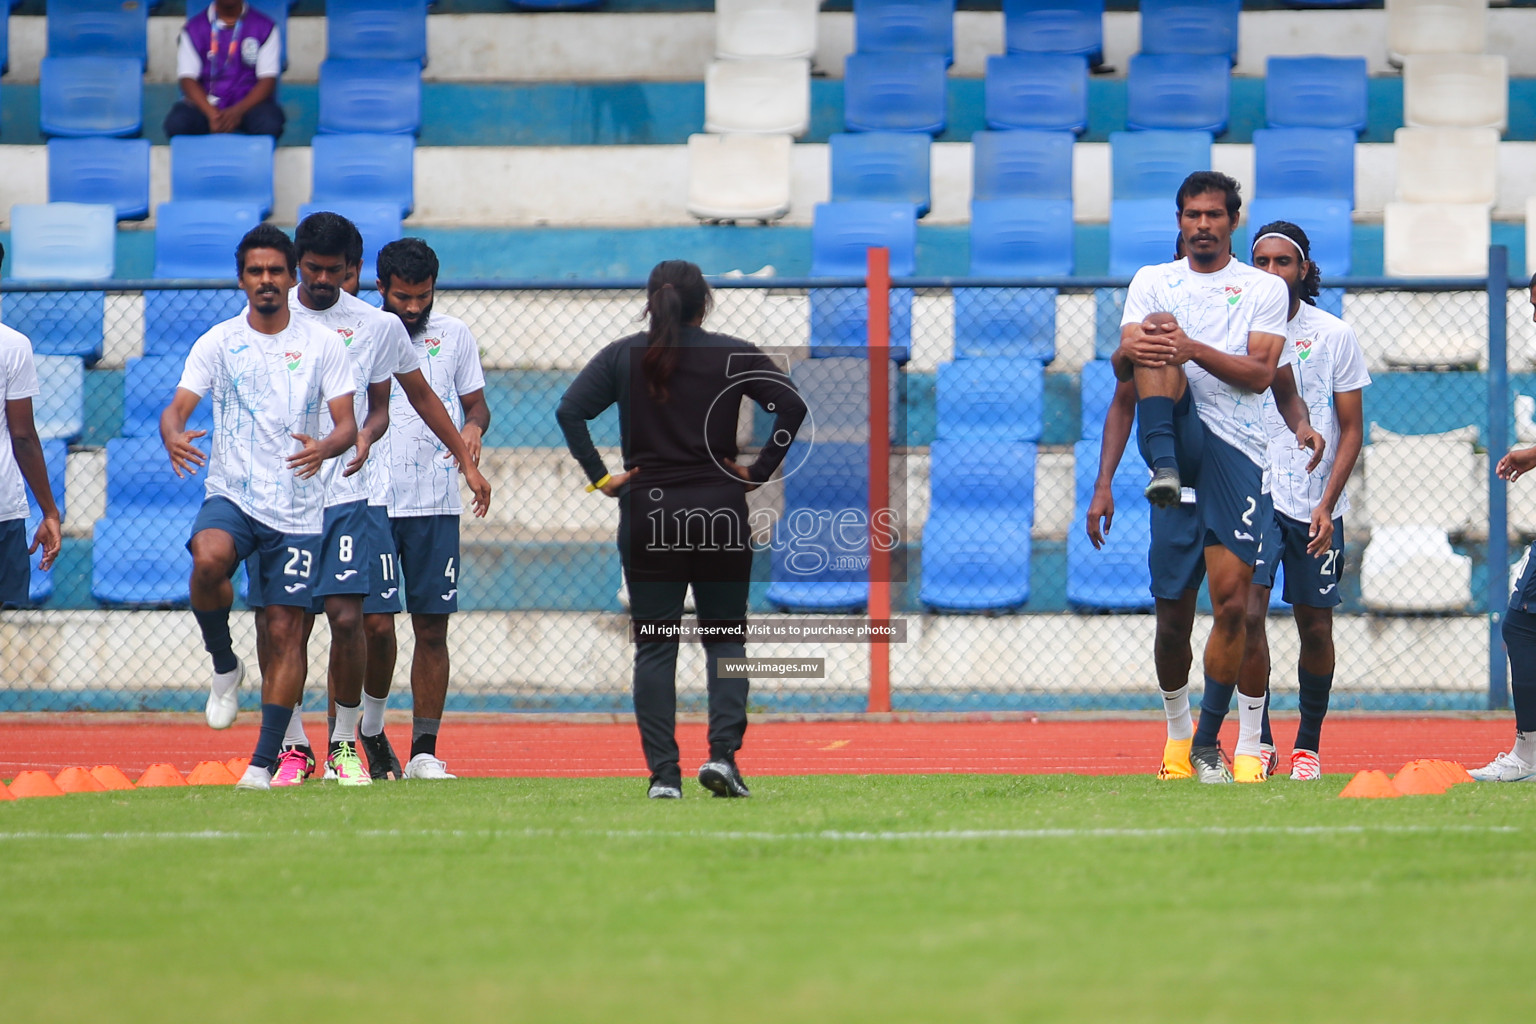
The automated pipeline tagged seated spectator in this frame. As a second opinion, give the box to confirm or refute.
[164,0,284,139]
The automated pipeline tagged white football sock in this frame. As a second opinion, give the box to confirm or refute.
[1161,683,1193,741]
[1234,693,1267,758]
[282,703,309,749]
[1513,730,1536,765]
[361,693,388,737]
[333,701,362,743]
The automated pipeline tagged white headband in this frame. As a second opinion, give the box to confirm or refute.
[1251,231,1304,256]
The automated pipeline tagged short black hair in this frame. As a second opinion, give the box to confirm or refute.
[1176,170,1242,221]
[1529,271,1536,289]
[295,211,364,268]
[377,237,439,290]
[235,224,296,276]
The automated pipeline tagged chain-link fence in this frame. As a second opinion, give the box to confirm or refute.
[1,261,1530,714]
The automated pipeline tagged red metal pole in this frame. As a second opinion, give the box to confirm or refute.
[866,247,892,714]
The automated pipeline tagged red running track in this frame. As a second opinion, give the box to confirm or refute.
[0,714,1516,779]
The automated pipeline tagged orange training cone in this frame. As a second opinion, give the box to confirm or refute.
[54,767,107,794]
[90,765,136,791]
[1339,770,1400,799]
[0,780,14,800]
[225,757,250,777]
[8,771,66,798]
[1432,760,1476,786]
[1392,760,1451,795]
[136,763,187,788]
[187,760,237,786]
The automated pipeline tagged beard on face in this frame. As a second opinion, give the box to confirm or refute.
[252,287,285,315]
[385,296,434,339]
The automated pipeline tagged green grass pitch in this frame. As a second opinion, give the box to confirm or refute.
[1,775,1532,1023]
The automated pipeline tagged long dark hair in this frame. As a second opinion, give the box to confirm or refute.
[1251,220,1321,306]
[642,259,712,402]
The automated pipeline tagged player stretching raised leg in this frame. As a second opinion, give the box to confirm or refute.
[1110,172,1317,784]
[1189,223,1371,782]
[1472,274,1536,782]
[368,239,491,780]
[160,225,356,790]
[0,241,63,610]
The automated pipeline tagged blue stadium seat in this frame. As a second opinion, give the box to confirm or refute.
[1316,287,1344,318]
[854,0,955,64]
[1109,129,1211,200]
[21,439,67,607]
[843,52,946,134]
[296,201,403,284]
[1138,0,1240,60]
[153,201,264,280]
[31,356,84,441]
[93,437,205,607]
[1124,53,1230,134]
[1109,198,1178,277]
[2,292,104,363]
[766,440,871,611]
[809,201,916,361]
[1,10,10,75]
[971,129,1074,201]
[123,356,213,439]
[1265,56,1368,133]
[186,1,288,69]
[1246,197,1352,276]
[47,137,150,220]
[919,438,1035,611]
[326,0,428,64]
[507,0,604,9]
[45,0,148,63]
[311,134,416,218]
[1002,0,1103,60]
[1252,127,1355,206]
[1066,438,1153,609]
[935,357,1045,441]
[810,288,913,362]
[38,56,142,137]
[969,198,1074,277]
[170,134,275,217]
[1078,359,1124,441]
[143,289,248,357]
[953,288,1055,361]
[7,202,115,281]
[1093,287,1127,359]
[317,59,422,136]
[830,132,932,217]
[984,54,1089,134]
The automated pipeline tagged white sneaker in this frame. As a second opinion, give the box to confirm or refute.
[1469,750,1536,782]
[235,764,272,790]
[1290,748,1322,781]
[205,658,244,730]
[403,753,456,779]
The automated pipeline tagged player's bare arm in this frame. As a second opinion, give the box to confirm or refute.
[1160,324,1287,393]
[1498,445,1536,482]
[1087,379,1137,549]
[459,388,491,517]
[1112,321,1177,380]
[1308,388,1364,555]
[1269,364,1326,473]
[344,379,392,477]
[159,388,208,478]
[8,395,61,570]
[394,367,492,516]
[288,394,358,479]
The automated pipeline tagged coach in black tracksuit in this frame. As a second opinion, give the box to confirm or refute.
[557,260,806,800]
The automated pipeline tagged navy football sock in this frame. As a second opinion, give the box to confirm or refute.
[1261,689,1273,747]
[193,607,238,674]
[252,703,294,770]
[1136,396,1178,471]
[1294,668,1333,752]
[1192,675,1235,747]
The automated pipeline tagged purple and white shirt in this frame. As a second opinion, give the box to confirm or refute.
[176,3,280,110]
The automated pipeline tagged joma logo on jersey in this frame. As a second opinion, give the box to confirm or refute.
[1296,337,1314,361]
[284,351,303,371]
[336,328,355,347]
[1224,286,1243,306]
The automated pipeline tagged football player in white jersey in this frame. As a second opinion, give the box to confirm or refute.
[1188,222,1371,782]
[367,238,491,780]
[1109,172,1323,784]
[0,242,62,609]
[160,225,357,791]
[248,214,492,787]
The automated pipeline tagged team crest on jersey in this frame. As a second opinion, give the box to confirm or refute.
[1296,337,1314,361]
[336,328,355,347]
[1224,286,1243,306]
[426,339,442,357]
[284,351,303,371]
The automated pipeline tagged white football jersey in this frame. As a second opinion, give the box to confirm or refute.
[1261,301,1372,522]
[178,312,354,534]
[288,288,420,508]
[384,313,486,518]
[0,324,41,524]
[1122,258,1292,473]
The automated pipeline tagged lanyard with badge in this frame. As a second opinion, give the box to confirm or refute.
[206,13,244,105]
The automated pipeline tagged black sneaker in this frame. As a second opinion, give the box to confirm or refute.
[698,758,751,798]
[1144,466,1182,508]
[359,730,404,781]
[1190,744,1232,784]
[647,777,683,799]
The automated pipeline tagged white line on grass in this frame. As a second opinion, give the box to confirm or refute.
[0,824,1520,842]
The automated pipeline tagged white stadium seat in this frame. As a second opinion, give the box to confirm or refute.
[1362,424,1484,533]
[1386,0,1487,65]
[1383,202,1490,278]
[1393,127,1499,205]
[1402,54,1507,131]
[1360,525,1473,613]
[704,58,811,136]
[715,0,818,61]
[686,133,794,223]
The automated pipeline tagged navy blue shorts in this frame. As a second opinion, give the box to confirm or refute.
[0,518,28,608]
[194,497,322,610]
[1139,392,1271,600]
[1510,542,1536,614]
[311,500,373,604]
[390,514,460,615]
[1253,511,1344,608]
